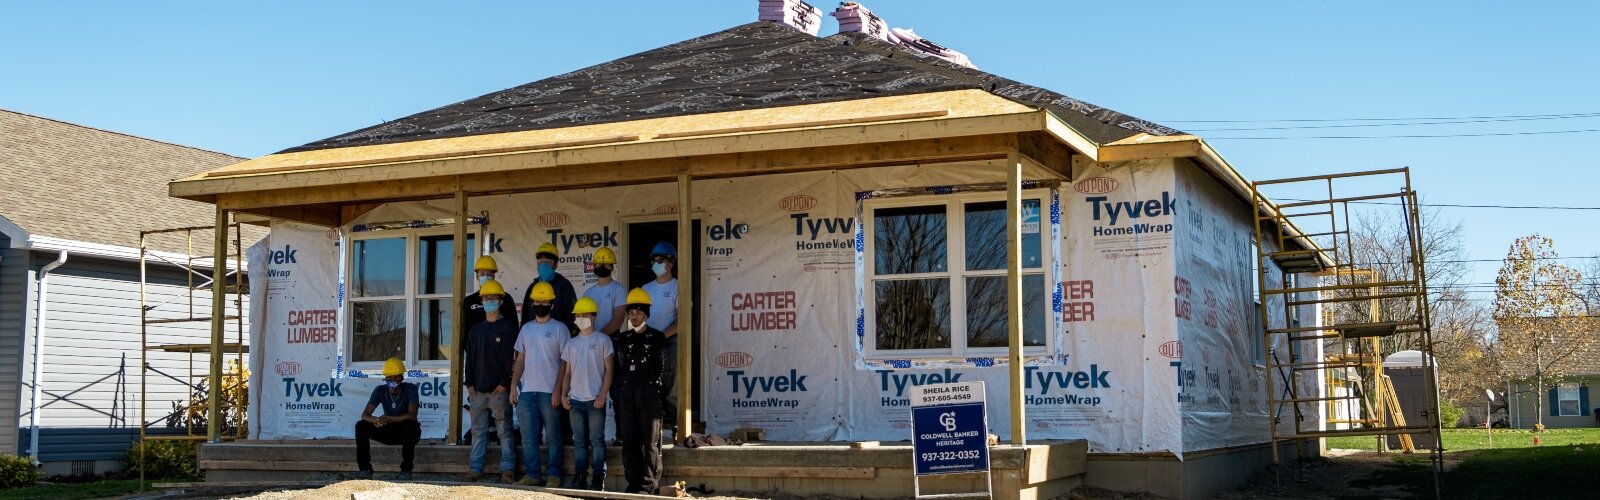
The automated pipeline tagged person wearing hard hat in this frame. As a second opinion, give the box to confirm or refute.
[559,297,614,490]
[612,288,672,494]
[522,242,578,334]
[464,279,518,484]
[509,282,569,487]
[463,255,520,342]
[353,357,421,480]
[642,242,680,427]
[582,247,628,334]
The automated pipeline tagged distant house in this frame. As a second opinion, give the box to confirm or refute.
[1505,318,1599,429]
[0,110,263,474]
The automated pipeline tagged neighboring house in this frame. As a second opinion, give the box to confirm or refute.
[1506,318,1599,429]
[0,109,264,474]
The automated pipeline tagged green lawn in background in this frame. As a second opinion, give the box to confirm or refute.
[0,479,143,500]
[1325,427,1600,452]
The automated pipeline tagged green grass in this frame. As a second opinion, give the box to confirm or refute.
[1442,445,1600,499]
[1326,427,1600,452]
[0,479,143,500]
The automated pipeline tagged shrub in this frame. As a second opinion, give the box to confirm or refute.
[122,440,198,481]
[0,453,40,489]
[1439,399,1466,428]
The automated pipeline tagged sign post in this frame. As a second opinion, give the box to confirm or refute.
[1484,388,1495,446]
[910,381,992,499]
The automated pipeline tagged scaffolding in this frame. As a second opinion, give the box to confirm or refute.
[137,224,248,489]
[1251,168,1443,495]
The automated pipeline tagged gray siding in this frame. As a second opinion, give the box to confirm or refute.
[1508,376,1599,429]
[18,254,250,443]
[0,240,28,454]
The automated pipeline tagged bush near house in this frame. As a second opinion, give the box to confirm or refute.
[122,440,198,481]
[0,454,39,489]
[1439,399,1465,428]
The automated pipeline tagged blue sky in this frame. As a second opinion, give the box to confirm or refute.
[3,1,1596,295]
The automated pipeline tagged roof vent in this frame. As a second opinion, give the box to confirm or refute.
[759,0,826,36]
[830,2,975,68]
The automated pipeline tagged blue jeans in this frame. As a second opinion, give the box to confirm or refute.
[570,398,607,477]
[516,391,563,478]
[468,391,514,473]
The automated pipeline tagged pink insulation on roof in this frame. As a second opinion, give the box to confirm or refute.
[831,2,976,69]
[758,0,825,36]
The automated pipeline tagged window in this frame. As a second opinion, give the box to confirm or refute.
[865,193,1049,357]
[1558,384,1581,417]
[348,231,474,368]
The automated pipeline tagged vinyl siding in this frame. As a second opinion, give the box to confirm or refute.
[1508,376,1599,429]
[0,239,28,454]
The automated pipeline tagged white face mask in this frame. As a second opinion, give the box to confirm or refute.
[575,317,594,331]
[628,318,647,333]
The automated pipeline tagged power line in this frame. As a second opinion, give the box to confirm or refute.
[1207,128,1600,140]
[1278,198,1600,210]
[1187,113,1600,132]
[1161,111,1600,124]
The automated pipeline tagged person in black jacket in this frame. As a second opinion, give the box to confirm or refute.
[612,287,673,494]
[522,242,577,333]
[463,255,520,339]
[464,279,518,484]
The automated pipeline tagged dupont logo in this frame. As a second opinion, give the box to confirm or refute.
[1159,341,1182,359]
[655,204,679,215]
[537,212,570,228]
[274,361,303,376]
[716,352,753,368]
[1074,177,1120,194]
[779,195,817,212]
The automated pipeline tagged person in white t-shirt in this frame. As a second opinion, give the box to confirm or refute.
[510,282,568,487]
[582,247,628,334]
[642,242,680,427]
[559,297,614,491]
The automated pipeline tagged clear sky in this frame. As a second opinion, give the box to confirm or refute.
[3,1,1596,297]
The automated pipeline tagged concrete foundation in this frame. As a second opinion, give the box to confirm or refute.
[1082,440,1319,499]
[201,439,1086,499]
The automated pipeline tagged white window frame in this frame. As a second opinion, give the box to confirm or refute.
[1558,383,1581,417]
[345,228,476,370]
[862,189,1053,359]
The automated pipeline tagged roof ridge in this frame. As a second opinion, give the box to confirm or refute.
[0,108,246,160]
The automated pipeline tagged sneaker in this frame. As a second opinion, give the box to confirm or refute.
[500,472,515,484]
[465,471,483,482]
[516,476,541,486]
[589,473,606,491]
[571,474,588,490]
[396,472,412,481]
[545,476,562,488]
[351,470,374,480]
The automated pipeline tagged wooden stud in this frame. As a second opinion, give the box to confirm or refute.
[448,188,467,445]
[208,209,228,443]
[1006,150,1026,447]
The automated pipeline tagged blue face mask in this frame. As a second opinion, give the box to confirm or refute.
[385,380,401,389]
[538,262,555,282]
[484,300,501,314]
[652,262,668,277]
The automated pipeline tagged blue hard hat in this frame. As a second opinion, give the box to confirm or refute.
[650,241,676,258]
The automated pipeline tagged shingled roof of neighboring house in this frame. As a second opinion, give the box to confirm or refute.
[284,21,1181,154]
[0,109,265,255]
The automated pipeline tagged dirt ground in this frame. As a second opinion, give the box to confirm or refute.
[1061,449,1461,500]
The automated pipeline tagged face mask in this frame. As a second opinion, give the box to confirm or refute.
[483,300,501,314]
[477,275,491,288]
[386,380,400,389]
[538,262,555,282]
[533,304,553,318]
[575,317,594,331]
[652,262,668,277]
[592,266,612,278]
[629,319,647,333]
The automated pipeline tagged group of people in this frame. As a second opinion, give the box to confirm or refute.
[353,241,682,494]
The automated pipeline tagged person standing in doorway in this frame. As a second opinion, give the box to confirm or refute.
[560,297,614,490]
[353,357,421,480]
[522,242,578,333]
[510,282,569,487]
[464,279,517,484]
[613,288,671,494]
[582,247,628,335]
[642,242,679,429]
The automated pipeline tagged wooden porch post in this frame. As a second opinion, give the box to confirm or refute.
[208,208,228,443]
[448,188,468,444]
[676,174,694,442]
[1006,151,1027,446]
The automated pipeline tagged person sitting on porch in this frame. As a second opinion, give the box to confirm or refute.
[354,357,421,480]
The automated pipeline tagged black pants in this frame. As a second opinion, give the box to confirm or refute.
[616,385,663,494]
[356,419,421,472]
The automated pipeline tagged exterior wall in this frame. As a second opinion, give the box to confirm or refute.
[1508,376,1598,429]
[0,239,28,454]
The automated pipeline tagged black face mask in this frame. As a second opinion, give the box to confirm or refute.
[533,305,554,318]
[593,266,612,278]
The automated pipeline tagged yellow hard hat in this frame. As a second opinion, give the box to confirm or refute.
[383,357,406,377]
[473,255,499,272]
[529,282,556,302]
[626,288,653,306]
[536,242,560,259]
[573,297,599,315]
[479,279,507,297]
[592,247,617,265]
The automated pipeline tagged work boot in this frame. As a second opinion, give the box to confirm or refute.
[465,471,483,482]
[351,469,373,480]
[589,472,606,491]
[396,472,412,481]
[500,472,515,484]
[571,473,587,490]
[545,476,562,488]
[516,475,541,486]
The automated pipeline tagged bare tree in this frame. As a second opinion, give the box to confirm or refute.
[1493,234,1592,428]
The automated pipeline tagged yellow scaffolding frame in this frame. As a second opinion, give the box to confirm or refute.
[1251,168,1443,496]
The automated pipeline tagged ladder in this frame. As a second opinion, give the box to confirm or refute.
[1380,374,1416,453]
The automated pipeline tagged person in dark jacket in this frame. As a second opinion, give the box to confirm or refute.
[353,357,421,480]
[612,287,673,494]
[463,255,520,340]
[464,279,518,484]
[521,242,577,333]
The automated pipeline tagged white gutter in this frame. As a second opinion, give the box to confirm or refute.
[27,250,67,465]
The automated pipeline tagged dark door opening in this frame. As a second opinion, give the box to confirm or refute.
[626,220,703,432]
